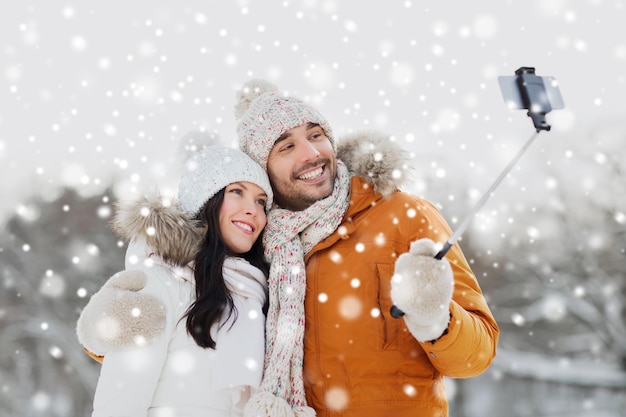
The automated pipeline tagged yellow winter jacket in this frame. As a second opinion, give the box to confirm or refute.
[302,176,499,417]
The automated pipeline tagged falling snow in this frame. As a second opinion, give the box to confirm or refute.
[1,1,626,416]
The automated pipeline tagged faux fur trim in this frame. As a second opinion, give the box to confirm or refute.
[337,130,411,196]
[111,192,205,266]
[75,270,166,357]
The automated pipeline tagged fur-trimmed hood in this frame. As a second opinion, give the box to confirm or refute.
[111,194,205,267]
[112,130,410,263]
[337,130,410,196]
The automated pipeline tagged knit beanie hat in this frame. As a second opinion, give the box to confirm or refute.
[234,79,335,169]
[177,130,273,216]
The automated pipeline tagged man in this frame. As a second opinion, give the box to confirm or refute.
[234,79,499,417]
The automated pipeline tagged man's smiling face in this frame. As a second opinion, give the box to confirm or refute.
[266,122,336,211]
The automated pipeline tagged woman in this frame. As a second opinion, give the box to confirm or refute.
[76,133,273,416]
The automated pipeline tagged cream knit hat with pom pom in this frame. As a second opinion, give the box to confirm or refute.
[177,130,273,216]
[234,79,335,169]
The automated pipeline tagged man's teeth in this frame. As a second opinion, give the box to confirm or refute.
[299,167,323,180]
[234,222,252,232]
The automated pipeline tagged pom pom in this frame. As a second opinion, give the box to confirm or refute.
[234,79,279,120]
[177,130,221,165]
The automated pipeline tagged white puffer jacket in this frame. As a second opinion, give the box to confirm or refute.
[76,195,267,417]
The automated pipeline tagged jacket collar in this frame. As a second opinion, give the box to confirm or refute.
[304,176,384,262]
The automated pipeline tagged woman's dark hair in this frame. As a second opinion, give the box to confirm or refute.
[183,188,269,349]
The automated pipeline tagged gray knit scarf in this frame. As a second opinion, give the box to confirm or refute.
[244,161,352,417]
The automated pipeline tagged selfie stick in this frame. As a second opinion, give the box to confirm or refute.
[391,67,564,318]
[431,129,541,260]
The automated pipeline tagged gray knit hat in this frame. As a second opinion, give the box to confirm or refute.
[177,130,273,216]
[234,79,335,169]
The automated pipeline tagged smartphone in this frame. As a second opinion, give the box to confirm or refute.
[498,67,565,131]
[498,69,564,111]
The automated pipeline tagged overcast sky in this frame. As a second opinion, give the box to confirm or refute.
[2,0,625,225]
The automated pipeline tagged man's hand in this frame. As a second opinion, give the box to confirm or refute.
[390,238,454,342]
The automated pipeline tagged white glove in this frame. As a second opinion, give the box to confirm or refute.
[390,238,454,342]
[76,269,166,358]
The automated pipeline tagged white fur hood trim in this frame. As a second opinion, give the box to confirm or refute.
[112,192,205,267]
[337,130,411,197]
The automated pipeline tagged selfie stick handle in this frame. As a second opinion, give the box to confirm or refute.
[390,130,541,318]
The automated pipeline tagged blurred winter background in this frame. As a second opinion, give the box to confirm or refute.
[1,1,625,416]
